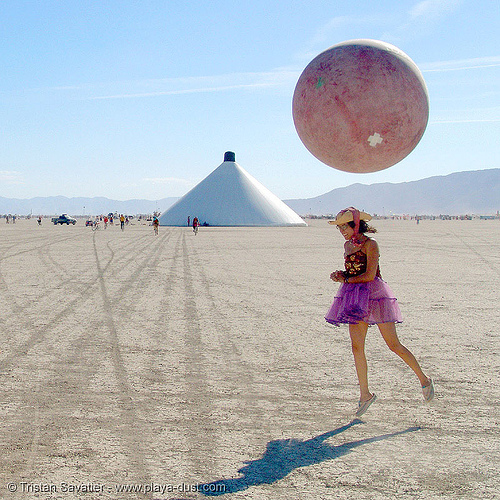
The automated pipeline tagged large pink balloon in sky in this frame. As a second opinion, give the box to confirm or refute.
[292,39,429,173]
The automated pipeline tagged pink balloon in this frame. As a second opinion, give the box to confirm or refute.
[292,39,429,173]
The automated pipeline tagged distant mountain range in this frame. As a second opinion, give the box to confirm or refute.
[284,168,499,216]
[0,195,179,216]
[0,168,498,216]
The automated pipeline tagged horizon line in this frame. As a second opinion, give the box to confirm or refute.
[1,167,497,203]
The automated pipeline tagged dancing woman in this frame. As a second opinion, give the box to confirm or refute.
[325,207,434,417]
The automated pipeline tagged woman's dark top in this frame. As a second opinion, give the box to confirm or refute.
[344,249,382,278]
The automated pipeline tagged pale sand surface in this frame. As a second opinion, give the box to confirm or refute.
[0,218,498,500]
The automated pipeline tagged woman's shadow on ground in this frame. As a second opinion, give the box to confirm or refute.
[197,419,420,496]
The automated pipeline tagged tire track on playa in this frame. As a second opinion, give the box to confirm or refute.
[102,233,154,282]
[198,237,273,322]
[179,233,293,491]
[0,232,115,409]
[0,273,102,368]
[49,229,151,285]
[134,229,202,487]
[187,238,263,372]
[1,229,174,497]
[0,232,134,340]
[0,231,122,494]
[0,241,27,256]
[206,237,318,325]
[41,230,174,481]
[191,232,330,407]
[36,244,97,297]
[187,239,268,403]
[94,229,175,327]
[179,231,220,480]
[0,233,80,312]
[130,229,229,489]
[0,232,117,361]
[448,230,500,277]
[0,232,65,256]
[90,230,158,498]
[0,231,99,309]
[0,233,77,261]
[83,229,183,485]
[0,229,154,356]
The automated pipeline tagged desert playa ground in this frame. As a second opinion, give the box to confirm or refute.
[0,217,498,500]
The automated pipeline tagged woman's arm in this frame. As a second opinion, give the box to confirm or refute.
[330,270,345,281]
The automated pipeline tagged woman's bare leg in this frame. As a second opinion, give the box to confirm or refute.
[378,322,430,387]
[349,321,373,402]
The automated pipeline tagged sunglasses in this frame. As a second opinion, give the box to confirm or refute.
[337,223,350,231]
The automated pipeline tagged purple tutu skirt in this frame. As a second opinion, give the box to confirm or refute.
[325,277,403,326]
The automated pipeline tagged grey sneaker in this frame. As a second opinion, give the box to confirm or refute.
[422,379,434,402]
[355,394,377,417]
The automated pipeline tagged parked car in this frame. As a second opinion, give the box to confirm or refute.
[52,214,77,225]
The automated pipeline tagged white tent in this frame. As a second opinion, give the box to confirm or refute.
[159,152,307,227]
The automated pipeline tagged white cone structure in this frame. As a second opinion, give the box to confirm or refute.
[159,152,306,227]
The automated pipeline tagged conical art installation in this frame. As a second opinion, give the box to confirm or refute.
[159,152,307,227]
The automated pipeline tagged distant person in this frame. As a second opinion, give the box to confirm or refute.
[152,217,159,236]
[187,216,190,227]
[325,207,434,417]
[192,217,199,235]
[37,216,42,226]
[120,214,125,231]
[104,216,108,229]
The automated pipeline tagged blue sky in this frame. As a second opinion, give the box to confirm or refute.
[0,0,498,201]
